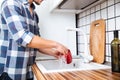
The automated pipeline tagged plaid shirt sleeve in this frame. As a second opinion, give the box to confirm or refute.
[2,0,34,47]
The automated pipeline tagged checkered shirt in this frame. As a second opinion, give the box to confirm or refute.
[0,0,40,80]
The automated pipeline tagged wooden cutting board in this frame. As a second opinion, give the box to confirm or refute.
[89,19,106,64]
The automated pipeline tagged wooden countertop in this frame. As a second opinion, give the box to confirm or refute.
[32,63,120,80]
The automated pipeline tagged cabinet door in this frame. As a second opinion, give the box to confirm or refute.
[49,0,63,12]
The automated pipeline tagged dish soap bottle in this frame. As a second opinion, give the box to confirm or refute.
[111,30,120,72]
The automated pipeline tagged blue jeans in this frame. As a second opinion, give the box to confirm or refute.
[0,72,12,80]
[0,72,33,80]
[27,78,33,80]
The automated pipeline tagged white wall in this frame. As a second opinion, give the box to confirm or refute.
[35,0,76,58]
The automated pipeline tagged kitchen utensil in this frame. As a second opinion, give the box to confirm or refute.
[90,19,106,64]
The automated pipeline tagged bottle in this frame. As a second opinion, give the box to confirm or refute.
[111,30,120,72]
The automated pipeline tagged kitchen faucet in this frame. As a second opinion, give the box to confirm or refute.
[67,28,93,63]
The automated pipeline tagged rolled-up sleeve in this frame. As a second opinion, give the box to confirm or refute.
[2,1,34,47]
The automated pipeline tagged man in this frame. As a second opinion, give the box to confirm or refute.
[0,0,68,80]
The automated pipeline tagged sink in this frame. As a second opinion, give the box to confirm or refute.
[36,59,111,73]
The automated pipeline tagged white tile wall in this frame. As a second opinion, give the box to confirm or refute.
[82,17,86,25]
[106,45,109,56]
[95,5,101,11]
[86,9,90,15]
[101,9,107,19]
[90,13,95,22]
[78,35,84,43]
[108,0,114,6]
[106,32,109,43]
[80,18,83,26]
[86,15,90,24]
[95,11,101,20]
[108,19,115,31]
[87,35,90,44]
[78,44,85,52]
[116,17,120,29]
[108,45,111,56]
[108,5,115,18]
[105,20,108,31]
[108,32,114,43]
[91,7,95,13]
[115,3,120,16]
[106,57,109,62]
[86,25,90,34]
[101,1,107,9]
[77,0,120,62]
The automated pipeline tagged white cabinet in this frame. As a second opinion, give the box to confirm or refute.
[49,0,106,13]
[49,0,77,13]
[49,0,63,12]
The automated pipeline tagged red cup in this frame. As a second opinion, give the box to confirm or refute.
[65,50,72,64]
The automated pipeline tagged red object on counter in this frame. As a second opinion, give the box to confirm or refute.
[65,50,72,64]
